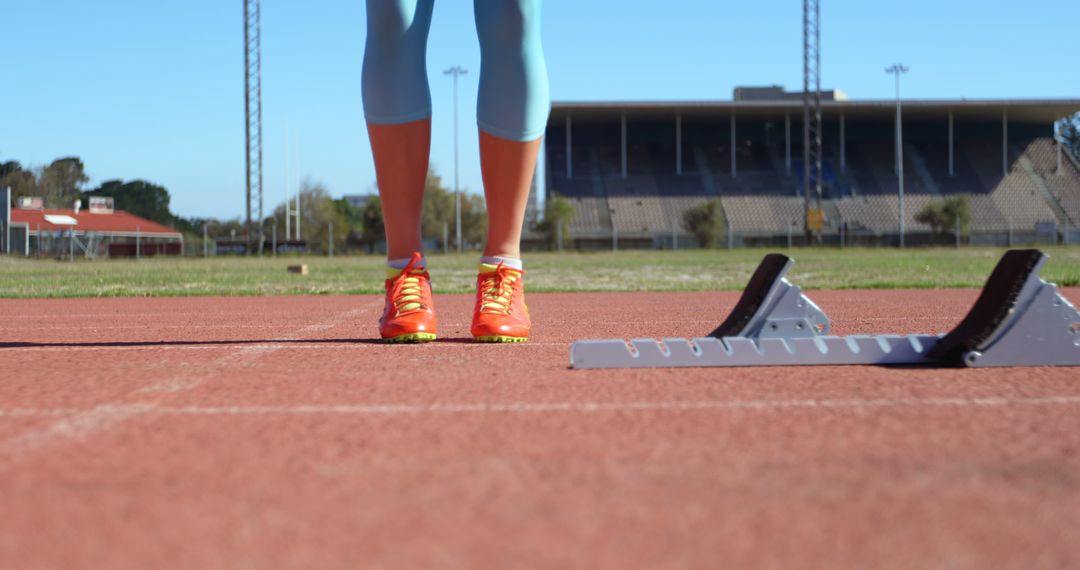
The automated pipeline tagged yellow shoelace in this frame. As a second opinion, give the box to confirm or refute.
[391,271,426,313]
[479,265,520,315]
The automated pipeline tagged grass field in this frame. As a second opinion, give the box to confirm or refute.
[1,247,1078,298]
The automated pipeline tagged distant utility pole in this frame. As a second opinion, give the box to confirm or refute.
[444,65,468,253]
[244,0,264,255]
[295,137,302,241]
[610,208,618,251]
[284,128,290,240]
[886,63,909,248]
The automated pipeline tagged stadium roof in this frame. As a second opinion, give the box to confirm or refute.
[10,209,182,237]
[550,99,1080,122]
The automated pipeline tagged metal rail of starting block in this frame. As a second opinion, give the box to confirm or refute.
[570,249,1080,369]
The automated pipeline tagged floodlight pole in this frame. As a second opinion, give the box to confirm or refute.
[445,66,468,254]
[284,128,290,240]
[887,63,909,248]
[243,0,264,255]
[295,139,301,241]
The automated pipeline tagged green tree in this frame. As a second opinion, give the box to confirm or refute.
[420,168,486,248]
[39,157,88,208]
[460,193,487,246]
[0,161,39,202]
[269,180,348,254]
[332,197,366,249]
[357,196,385,253]
[535,193,575,250]
[915,195,970,237]
[682,199,727,248]
[1061,112,1080,163]
[85,179,174,225]
[421,170,455,245]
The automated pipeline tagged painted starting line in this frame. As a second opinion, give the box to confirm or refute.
[3,395,1080,419]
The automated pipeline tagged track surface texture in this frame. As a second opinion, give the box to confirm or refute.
[2,289,1079,569]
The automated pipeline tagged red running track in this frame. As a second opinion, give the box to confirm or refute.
[1,290,1079,569]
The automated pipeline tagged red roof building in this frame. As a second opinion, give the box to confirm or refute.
[10,208,182,237]
[6,206,183,258]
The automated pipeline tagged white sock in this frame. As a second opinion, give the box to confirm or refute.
[387,256,425,271]
[480,255,523,270]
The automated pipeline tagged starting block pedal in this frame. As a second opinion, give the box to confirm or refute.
[570,249,1080,369]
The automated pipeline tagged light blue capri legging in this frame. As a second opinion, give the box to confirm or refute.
[362,0,550,142]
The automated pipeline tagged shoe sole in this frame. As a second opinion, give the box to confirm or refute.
[473,335,528,344]
[383,332,438,344]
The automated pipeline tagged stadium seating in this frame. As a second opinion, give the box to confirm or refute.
[1023,138,1080,224]
[911,142,989,195]
[609,196,670,234]
[545,124,1079,241]
[566,196,609,236]
[723,196,806,234]
[990,170,1058,230]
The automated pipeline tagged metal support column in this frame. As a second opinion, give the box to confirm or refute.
[948,111,955,176]
[610,208,618,251]
[730,113,737,177]
[565,115,573,179]
[675,112,682,175]
[840,113,846,172]
[785,114,791,172]
[1003,109,1009,176]
[621,112,627,179]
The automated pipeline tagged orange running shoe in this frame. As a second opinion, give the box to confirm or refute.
[471,262,530,343]
[379,252,437,343]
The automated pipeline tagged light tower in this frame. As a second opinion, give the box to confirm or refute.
[444,65,468,253]
[244,0,264,254]
[886,63,909,248]
[802,0,823,241]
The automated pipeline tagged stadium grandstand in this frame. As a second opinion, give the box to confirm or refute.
[542,87,1080,247]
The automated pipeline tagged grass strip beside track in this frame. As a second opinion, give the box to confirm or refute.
[1,247,1078,298]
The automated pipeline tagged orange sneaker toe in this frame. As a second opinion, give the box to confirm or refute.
[470,313,529,339]
[471,263,530,342]
[379,252,438,343]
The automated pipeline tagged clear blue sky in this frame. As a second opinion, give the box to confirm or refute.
[3,0,1078,219]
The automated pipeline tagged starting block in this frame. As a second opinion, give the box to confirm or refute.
[570,249,1080,369]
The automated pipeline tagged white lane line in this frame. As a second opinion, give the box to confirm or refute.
[4,395,1080,420]
[122,395,1080,414]
[0,341,567,353]
[1,324,339,331]
[137,308,369,394]
[0,409,76,418]
[0,404,153,458]
[0,305,374,467]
